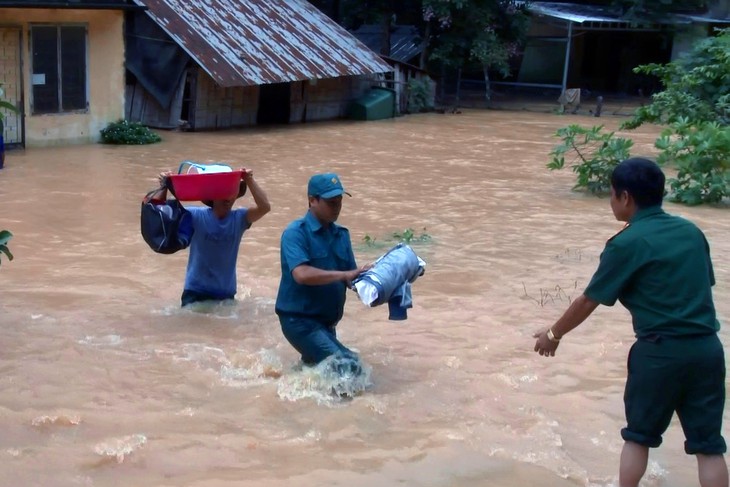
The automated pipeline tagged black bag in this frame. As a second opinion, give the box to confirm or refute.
[140,183,192,254]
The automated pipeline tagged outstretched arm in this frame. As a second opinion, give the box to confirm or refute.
[533,293,599,357]
[292,264,369,287]
[243,170,271,224]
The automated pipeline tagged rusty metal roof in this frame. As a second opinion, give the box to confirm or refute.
[134,0,393,87]
[0,0,143,8]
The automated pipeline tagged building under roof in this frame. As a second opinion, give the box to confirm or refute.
[133,0,391,88]
[125,0,393,129]
[528,1,729,28]
[514,1,729,95]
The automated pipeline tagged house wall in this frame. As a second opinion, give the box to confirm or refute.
[0,9,125,147]
[385,63,435,114]
[291,76,372,123]
[126,75,186,129]
[191,69,375,129]
[193,71,258,130]
[0,26,22,145]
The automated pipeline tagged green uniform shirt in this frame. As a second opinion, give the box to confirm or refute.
[584,206,719,338]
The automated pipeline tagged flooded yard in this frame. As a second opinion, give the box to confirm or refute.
[0,109,728,487]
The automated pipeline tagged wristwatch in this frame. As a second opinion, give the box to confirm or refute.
[547,328,561,343]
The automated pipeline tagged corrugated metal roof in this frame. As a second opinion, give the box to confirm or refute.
[134,0,393,87]
[527,2,626,23]
[351,24,423,64]
[0,0,143,8]
[527,1,728,24]
[681,13,730,23]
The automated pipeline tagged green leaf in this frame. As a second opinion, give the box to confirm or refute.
[0,245,13,262]
[0,230,12,246]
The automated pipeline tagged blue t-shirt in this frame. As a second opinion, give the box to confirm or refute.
[275,211,357,325]
[184,206,250,298]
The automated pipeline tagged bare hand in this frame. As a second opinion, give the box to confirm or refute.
[240,168,253,182]
[533,327,560,357]
[158,170,172,186]
[344,264,371,284]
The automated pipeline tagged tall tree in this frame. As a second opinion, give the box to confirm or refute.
[423,0,530,101]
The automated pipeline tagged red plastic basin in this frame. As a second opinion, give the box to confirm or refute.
[168,170,244,201]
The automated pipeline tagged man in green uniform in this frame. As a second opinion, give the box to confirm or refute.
[534,158,727,487]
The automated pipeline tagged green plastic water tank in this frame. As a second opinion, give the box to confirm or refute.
[349,87,395,121]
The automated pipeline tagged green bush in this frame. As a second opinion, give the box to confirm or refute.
[406,78,433,113]
[549,30,729,206]
[655,119,730,205]
[100,120,161,145]
[547,124,633,195]
[622,28,730,130]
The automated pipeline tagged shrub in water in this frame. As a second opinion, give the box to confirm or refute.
[547,124,633,195]
[655,119,730,205]
[100,120,161,145]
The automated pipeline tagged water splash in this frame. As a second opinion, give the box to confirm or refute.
[31,414,81,428]
[276,355,373,406]
[93,434,147,464]
[222,348,284,387]
[165,344,283,387]
[154,299,240,319]
[78,335,122,347]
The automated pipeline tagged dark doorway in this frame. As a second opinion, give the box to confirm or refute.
[257,82,291,124]
[576,30,672,96]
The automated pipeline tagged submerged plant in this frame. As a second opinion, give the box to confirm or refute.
[361,227,432,250]
[363,234,378,246]
[0,230,13,266]
[391,227,432,244]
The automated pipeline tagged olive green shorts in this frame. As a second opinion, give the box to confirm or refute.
[622,333,726,454]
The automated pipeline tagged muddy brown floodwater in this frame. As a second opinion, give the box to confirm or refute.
[0,109,728,487]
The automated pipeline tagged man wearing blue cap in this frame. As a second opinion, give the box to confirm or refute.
[275,173,370,372]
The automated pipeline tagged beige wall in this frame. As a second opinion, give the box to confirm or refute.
[0,8,125,147]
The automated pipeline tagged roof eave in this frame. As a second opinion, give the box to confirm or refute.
[0,2,145,9]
